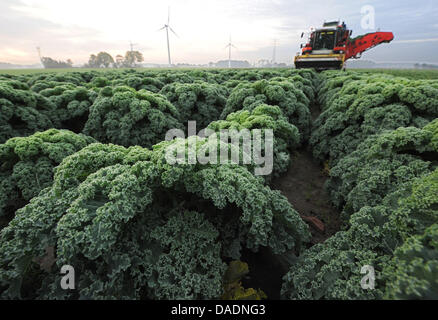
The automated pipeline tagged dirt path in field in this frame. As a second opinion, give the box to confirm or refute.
[271,149,341,245]
[241,150,341,299]
[241,102,342,299]
[271,102,341,245]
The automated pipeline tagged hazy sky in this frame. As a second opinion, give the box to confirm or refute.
[1,0,437,65]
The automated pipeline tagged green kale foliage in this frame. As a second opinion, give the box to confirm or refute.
[208,104,300,180]
[383,168,438,299]
[282,74,438,300]
[160,81,229,128]
[282,165,438,300]
[0,80,55,143]
[384,223,438,299]
[311,73,438,164]
[37,84,97,132]
[0,129,96,226]
[112,75,165,93]
[0,139,310,299]
[328,121,438,220]
[2,68,437,300]
[83,86,183,148]
[156,72,195,85]
[26,73,85,87]
[221,78,312,141]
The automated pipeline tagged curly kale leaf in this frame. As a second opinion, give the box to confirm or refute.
[384,223,438,299]
[83,86,183,148]
[37,84,97,132]
[283,120,438,300]
[208,104,300,180]
[148,211,227,299]
[0,80,55,143]
[160,81,228,128]
[221,78,311,141]
[312,74,438,163]
[0,129,96,225]
[327,123,438,219]
[281,230,388,300]
[112,75,165,93]
[0,140,309,299]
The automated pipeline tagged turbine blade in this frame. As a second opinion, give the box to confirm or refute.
[232,44,237,49]
[157,26,166,31]
[168,6,170,25]
[169,27,179,38]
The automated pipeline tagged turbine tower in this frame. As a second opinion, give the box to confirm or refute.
[225,35,237,68]
[36,47,44,67]
[159,7,178,67]
[129,41,138,52]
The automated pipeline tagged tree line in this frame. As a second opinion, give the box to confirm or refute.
[41,57,74,68]
[40,51,144,69]
[84,51,144,68]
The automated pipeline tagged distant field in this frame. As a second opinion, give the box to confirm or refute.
[0,68,140,75]
[2,67,438,80]
[0,67,237,75]
[351,68,438,80]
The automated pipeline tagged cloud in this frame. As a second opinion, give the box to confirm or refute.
[393,38,438,44]
[1,0,438,65]
[0,0,120,64]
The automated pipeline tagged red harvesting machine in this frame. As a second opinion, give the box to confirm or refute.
[294,21,394,70]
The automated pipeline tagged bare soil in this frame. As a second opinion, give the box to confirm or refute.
[272,149,341,245]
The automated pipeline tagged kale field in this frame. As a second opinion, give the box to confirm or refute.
[0,68,437,300]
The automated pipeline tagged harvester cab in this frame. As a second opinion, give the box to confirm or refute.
[295,21,394,71]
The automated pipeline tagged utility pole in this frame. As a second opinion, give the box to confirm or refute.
[272,39,277,64]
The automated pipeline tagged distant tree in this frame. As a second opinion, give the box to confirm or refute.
[257,59,271,67]
[96,52,114,68]
[124,51,144,67]
[85,52,114,68]
[86,54,98,68]
[41,57,73,69]
[115,55,124,68]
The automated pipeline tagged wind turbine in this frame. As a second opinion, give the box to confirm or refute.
[158,7,178,67]
[36,46,44,67]
[129,41,138,52]
[225,35,237,68]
